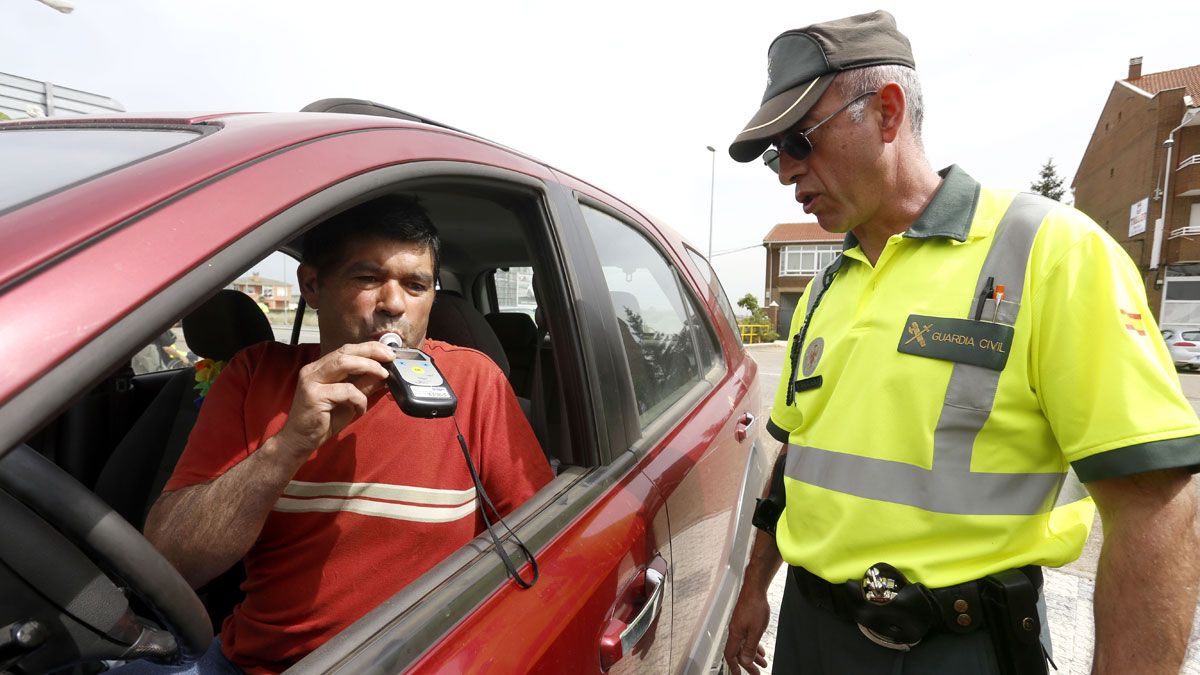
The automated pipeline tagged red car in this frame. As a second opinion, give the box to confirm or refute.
[0,100,767,674]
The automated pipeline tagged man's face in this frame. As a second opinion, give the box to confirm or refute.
[773,89,884,234]
[299,235,436,355]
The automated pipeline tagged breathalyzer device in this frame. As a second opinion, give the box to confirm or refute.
[378,333,458,418]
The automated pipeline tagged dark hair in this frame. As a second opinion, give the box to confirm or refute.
[301,194,440,278]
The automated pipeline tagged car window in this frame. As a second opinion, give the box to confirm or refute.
[580,204,717,426]
[1182,331,1200,341]
[131,327,193,375]
[131,252,304,377]
[232,251,313,344]
[685,247,742,347]
[494,266,538,319]
[0,128,200,213]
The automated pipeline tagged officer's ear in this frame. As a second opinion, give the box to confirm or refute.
[877,82,906,144]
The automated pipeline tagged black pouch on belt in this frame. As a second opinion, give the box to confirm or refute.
[979,568,1049,675]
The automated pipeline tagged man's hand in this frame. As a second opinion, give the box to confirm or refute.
[724,583,771,674]
[274,341,393,460]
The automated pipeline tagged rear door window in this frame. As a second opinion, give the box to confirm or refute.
[580,204,719,426]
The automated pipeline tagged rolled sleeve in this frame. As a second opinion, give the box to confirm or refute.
[1031,210,1200,480]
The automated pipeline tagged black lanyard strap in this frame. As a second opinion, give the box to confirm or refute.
[454,418,539,589]
[786,258,841,407]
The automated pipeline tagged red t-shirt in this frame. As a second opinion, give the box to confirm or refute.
[164,340,553,673]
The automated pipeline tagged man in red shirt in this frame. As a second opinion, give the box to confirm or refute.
[137,195,554,673]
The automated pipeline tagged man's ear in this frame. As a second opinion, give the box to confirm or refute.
[877,81,906,144]
[297,263,320,310]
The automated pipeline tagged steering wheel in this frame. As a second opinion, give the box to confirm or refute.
[0,444,212,673]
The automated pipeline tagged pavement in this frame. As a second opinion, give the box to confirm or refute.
[741,341,1200,674]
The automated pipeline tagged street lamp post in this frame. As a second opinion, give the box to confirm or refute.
[706,145,716,259]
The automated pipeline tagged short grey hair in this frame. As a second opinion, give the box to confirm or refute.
[837,65,925,146]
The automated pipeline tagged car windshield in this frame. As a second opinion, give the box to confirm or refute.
[0,127,200,214]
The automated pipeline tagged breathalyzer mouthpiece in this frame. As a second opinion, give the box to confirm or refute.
[379,332,404,350]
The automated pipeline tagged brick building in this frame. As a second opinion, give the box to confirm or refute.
[762,221,841,336]
[230,272,294,312]
[1072,58,1200,326]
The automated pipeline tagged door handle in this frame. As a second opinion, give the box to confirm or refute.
[599,557,668,670]
[735,411,757,442]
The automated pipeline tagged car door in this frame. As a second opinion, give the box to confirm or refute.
[290,176,676,673]
[565,194,766,674]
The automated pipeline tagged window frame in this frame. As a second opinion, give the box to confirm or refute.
[684,246,743,349]
[779,243,840,277]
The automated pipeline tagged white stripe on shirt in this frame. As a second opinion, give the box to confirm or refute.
[282,480,476,506]
[273,496,478,523]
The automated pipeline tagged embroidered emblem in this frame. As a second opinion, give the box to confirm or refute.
[802,337,824,377]
[1119,308,1147,337]
[905,321,933,348]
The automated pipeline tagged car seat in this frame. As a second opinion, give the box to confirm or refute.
[94,290,274,633]
[484,312,539,398]
[94,290,275,530]
[425,290,511,377]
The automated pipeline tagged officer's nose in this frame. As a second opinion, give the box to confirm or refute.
[777,150,806,186]
[377,280,406,317]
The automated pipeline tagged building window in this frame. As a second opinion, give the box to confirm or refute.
[780,244,839,276]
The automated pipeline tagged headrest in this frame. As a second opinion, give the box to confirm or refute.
[485,312,538,349]
[610,291,642,322]
[182,290,275,362]
[426,291,510,376]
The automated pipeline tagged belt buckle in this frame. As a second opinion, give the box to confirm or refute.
[858,564,921,652]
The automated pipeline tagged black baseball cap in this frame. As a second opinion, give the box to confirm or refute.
[729,10,915,163]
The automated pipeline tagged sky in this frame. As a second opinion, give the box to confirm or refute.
[3,0,1197,304]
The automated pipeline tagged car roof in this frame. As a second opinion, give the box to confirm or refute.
[0,112,502,289]
[0,110,677,292]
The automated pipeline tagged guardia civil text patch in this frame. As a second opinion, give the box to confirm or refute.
[897,314,1014,371]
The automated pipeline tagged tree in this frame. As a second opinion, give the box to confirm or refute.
[736,293,778,342]
[736,293,761,314]
[1030,158,1066,202]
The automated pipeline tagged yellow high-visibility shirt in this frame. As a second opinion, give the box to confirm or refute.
[768,165,1200,587]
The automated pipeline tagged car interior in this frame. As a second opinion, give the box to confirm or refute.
[1,177,600,672]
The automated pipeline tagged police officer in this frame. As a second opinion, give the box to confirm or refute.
[722,10,1200,675]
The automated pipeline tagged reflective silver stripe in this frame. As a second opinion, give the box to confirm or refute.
[786,193,1070,516]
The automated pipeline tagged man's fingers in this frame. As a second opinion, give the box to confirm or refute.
[326,382,370,416]
[754,643,768,668]
[305,350,390,385]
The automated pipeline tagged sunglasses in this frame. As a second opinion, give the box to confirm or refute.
[763,90,878,173]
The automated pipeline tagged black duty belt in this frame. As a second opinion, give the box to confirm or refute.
[790,564,1043,650]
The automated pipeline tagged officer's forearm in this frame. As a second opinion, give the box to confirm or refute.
[742,530,784,594]
[1088,469,1200,675]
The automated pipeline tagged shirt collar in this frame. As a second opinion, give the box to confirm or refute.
[840,164,981,255]
[903,164,980,241]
